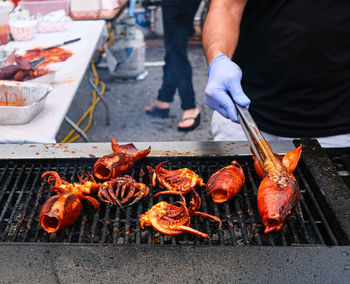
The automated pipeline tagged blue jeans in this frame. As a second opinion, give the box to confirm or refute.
[157,0,201,110]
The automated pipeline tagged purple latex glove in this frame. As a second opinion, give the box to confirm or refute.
[205,54,251,122]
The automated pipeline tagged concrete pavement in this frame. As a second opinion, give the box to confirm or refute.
[56,40,214,143]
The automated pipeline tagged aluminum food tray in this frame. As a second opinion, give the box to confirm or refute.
[0,80,53,125]
[26,68,56,84]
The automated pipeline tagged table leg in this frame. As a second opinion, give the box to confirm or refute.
[64,116,90,142]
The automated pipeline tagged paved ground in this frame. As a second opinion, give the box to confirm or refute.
[55,40,214,143]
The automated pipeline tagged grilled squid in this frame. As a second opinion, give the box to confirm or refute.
[254,145,302,233]
[147,161,205,197]
[40,171,100,233]
[140,189,221,238]
[94,138,151,180]
[41,171,100,195]
[39,193,99,234]
[98,175,149,207]
[140,200,203,237]
[206,161,245,203]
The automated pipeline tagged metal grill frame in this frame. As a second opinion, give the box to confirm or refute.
[0,139,349,246]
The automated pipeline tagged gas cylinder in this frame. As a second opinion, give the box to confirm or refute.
[106,16,146,78]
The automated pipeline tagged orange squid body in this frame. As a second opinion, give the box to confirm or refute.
[255,145,302,233]
[94,138,151,180]
[39,193,82,234]
[258,176,300,233]
[206,161,245,203]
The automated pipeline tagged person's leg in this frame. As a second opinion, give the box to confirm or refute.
[175,34,196,110]
[145,41,177,115]
[176,0,201,110]
[158,0,200,107]
[156,39,178,104]
[175,33,200,129]
[175,0,201,129]
[145,0,181,114]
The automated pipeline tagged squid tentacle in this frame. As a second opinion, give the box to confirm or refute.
[129,183,150,206]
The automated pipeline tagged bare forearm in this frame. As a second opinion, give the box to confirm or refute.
[203,0,247,64]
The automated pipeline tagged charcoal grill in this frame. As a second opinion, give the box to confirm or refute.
[0,139,349,283]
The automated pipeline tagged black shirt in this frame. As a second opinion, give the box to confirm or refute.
[233,0,350,137]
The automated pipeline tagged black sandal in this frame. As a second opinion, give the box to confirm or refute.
[177,113,201,132]
[145,106,170,118]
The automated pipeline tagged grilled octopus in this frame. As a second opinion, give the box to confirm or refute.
[39,171,100,234]
[94,138,151,180]
[253,145,302,233]
[140,189,221,238]
[147,161,205,197]
[206,161,245,203]
[98,175,149,207]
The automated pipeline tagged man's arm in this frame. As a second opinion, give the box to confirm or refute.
[202,0,250,122]
[203,0,247,64]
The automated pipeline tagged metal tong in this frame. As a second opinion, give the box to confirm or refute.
[235,103,282,170]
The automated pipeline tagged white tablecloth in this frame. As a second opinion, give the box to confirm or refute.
[0,20,107,143]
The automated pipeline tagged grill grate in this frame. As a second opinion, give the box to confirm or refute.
[0,156,342,246]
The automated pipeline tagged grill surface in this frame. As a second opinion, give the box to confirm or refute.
[0,155,344,246]
[326,148,350,190]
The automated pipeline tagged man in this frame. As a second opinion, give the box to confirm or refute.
[202,0,350,147]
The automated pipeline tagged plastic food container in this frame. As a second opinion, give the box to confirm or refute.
[18,0,70,16]
[0,5,11,45]
[37,21,66,33]
[36,9,70,33]
[101,0,119,10]
[0,80,53,125]
[9,19,37,41]
[70,0,100,19]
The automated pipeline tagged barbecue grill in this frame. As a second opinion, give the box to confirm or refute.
[0,139,349,283]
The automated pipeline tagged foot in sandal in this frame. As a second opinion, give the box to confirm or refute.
[145,100,170,118]
[177,108,201,132]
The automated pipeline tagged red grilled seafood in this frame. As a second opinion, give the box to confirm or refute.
[94,138,151,180]
[39,171,100,233]
[254,145,302,233]
[41,171,100,195]
[147,161,205,197]
[39,193,99,234]
[0,64,19,80]
[140,189,221,238]
[0,56,32,80]
[23,47,73,67]
[187,188,222,226]
[206,161,245,203]
[98,175,149,207]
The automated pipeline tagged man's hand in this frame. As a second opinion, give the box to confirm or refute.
[205,54,250,122]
